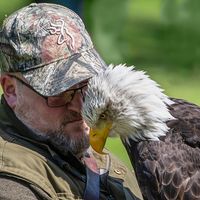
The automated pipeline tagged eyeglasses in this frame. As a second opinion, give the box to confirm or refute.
[8,74,88,107]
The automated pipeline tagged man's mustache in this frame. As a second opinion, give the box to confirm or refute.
[63,111,83,124]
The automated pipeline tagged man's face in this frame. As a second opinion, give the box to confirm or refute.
[14,78,90,157]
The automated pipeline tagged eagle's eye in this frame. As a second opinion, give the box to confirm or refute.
[100,113,106,119]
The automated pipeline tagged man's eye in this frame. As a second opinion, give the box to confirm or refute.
[64,91,74,98]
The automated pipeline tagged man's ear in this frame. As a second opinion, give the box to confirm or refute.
[0,75,17,109]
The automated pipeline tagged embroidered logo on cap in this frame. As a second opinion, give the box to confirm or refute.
[49,19,75,49]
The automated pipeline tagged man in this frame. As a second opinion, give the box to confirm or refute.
[0,3,143,200]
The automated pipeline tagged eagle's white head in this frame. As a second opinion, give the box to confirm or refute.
[82,64,175,153]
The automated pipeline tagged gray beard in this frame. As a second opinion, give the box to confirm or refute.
[46,130,90,156]
[15,111,90,157]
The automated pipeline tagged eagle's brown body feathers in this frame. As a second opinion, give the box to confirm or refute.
[124,98,200,200]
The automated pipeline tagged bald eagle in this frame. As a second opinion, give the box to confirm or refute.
[82,64,200,200]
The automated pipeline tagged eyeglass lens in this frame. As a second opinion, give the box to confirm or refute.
[47,85,87,107]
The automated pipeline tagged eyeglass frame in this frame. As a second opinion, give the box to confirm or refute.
[7,74,88,108]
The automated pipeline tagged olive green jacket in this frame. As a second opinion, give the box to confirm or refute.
[0,97,143,200]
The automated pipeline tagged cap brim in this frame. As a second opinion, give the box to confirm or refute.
[22,48,106,96]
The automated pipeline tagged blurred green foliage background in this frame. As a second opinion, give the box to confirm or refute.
[1,0,200,168]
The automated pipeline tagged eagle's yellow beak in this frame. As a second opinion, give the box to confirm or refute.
[89,122,112,154]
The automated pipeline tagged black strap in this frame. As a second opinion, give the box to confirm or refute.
[84,166,100,200]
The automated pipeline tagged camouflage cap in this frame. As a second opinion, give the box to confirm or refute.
[0,3,106,96]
